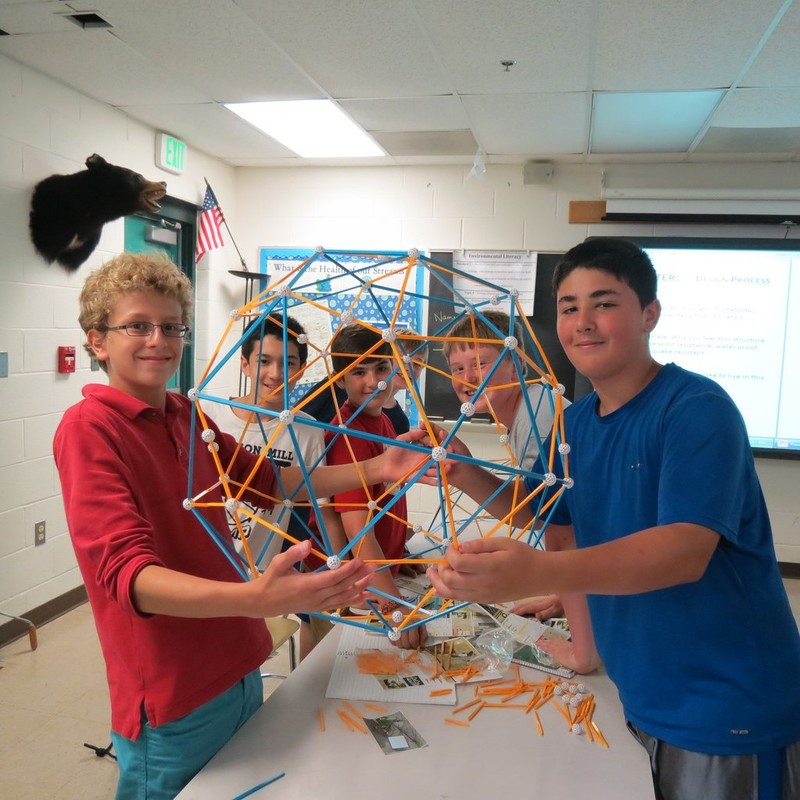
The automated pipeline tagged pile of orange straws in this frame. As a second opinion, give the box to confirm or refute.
[444,669,609,746]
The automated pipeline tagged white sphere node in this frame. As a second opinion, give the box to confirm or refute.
[340,311,354,326]
[499,433,510,445]
[381,328,397,342]
[558,442,571,454]
[431,446,447,463]
[326,555,342,570]
[367,500,378,511]
[412,523,422,533]
[187,388,198,401]
[377,381,387,391]
[182,498,192,510]
[460,402,476,417]
[230,309,240,319]
[408,248,420,258]
[510,287,520,298]
[279,409,294,425]
[490,295,500,306]
[201,428,215,443]
[391,610,404,624]
[504,336,518,350]
[554,383,566,396]
[563,477,575,489]
[225,498,239,513]
[388,628,401,642]
[282,498,293,508]
[208,442,219,452]
[297,334,308,344]
[544,472,557,486]
[277,283,290,297]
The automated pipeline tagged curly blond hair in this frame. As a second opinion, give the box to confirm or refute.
[79,252,193,370]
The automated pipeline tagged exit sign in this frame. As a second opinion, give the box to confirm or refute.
[156,133,187,175]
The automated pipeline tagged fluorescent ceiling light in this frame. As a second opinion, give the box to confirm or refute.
[225,100,385,158]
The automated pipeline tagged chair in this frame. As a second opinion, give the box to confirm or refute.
[260,616,299,680]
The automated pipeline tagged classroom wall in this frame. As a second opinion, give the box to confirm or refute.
[232,165,800,564]
[2,53,799,630]
[0,53,244,624]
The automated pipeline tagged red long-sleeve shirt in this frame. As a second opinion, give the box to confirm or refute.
[54,385,273,740]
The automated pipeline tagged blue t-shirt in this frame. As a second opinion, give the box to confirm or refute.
[546,363,800,754]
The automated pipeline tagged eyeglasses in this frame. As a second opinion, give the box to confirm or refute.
[106,322,191,339]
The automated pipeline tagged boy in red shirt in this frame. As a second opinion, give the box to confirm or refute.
[54,253,427,799]
[322,324,427,648]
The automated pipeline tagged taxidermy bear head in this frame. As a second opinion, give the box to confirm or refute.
[29,154,167,272]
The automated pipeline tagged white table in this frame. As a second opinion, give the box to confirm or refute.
[177,628,653,799]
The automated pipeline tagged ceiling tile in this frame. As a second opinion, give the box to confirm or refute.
[118,102,297,159]
[233,0,451,98]
[712,87,800,127]
[591,90,724,153]
[340,96,470,132]
[696,127,800,153]
[373,130,478,157]
[414,0,594,93]
[594,0,791,90]
[461,93,588,154]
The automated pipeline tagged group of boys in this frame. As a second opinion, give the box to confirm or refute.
[55,239,800,800]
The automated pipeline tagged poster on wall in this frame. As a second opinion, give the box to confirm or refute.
[257,247,426,419]
[452,250,538,315]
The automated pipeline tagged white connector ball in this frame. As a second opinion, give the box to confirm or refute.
[326,555,342,570]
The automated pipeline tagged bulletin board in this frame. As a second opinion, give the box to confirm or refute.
[257,247,426,406]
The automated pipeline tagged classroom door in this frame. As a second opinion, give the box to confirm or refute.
[123,196,197,394]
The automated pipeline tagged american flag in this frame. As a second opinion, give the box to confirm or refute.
[196,185,224,261]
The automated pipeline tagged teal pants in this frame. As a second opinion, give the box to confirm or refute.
[111,670,263,800]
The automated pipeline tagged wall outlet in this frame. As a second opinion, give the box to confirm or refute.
[35,521,46,546]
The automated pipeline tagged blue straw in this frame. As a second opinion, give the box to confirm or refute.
[230,771,286,800]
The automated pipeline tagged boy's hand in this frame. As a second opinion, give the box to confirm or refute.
[427,538,539,604]
[509,594,564,620]
[391,622,428,650]
[380,428,439,484]
[249,540,374,617]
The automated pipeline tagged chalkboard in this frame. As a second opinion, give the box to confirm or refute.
[423,251,588,420]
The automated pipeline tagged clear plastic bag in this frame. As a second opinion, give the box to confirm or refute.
[473,627,515,671]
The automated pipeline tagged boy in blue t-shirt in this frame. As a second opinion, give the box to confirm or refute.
[428,238,800,799]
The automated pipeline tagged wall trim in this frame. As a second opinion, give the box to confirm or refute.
[780,562,800,580]
[0,585,88,648]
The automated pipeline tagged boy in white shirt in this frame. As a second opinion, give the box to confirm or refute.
[201,315,345,658]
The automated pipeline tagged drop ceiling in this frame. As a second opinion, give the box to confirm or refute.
[1,0,799,167]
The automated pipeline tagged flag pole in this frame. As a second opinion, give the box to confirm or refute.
[204,177,248,270]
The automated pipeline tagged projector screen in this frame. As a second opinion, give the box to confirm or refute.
[627,237,800,458]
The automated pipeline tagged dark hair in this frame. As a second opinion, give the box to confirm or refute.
[242,315,307,364]
[330,324,391,373]
[553,238,657,308]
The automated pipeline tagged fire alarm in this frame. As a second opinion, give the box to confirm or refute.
[58,346,76,374]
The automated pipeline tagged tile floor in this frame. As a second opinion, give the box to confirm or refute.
[0,602,295,799]
[2,581,800,799]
